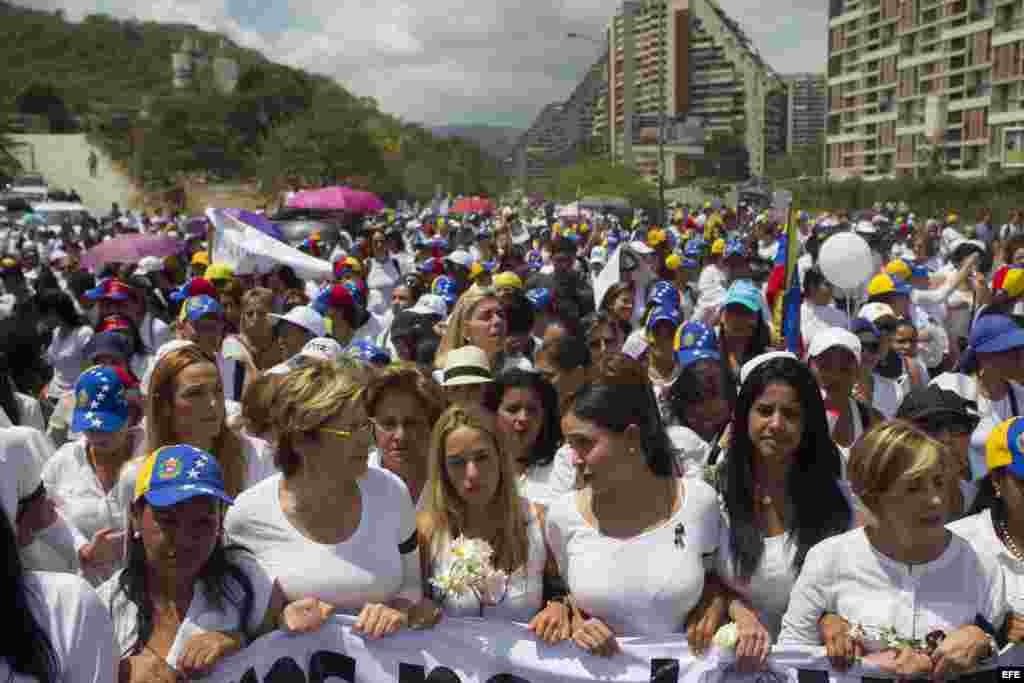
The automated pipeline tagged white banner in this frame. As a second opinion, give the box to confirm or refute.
[205,616,1013,683]
[206,208,333,280]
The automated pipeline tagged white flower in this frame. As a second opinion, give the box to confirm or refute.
[431,536,500,600]
[712,622,739,650]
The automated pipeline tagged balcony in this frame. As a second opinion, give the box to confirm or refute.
[944,16,995,40]
[993,18,1024,46]
[948,93,992,111]
[899,49,947,68]
[989,102,1024,124]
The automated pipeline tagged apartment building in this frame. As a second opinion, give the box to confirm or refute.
[785,73,828,152]
[599,0,785,181]
[826,0,1024,180]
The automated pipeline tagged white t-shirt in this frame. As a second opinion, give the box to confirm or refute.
[429,501,545,622]
[544,478,720,635]
[667,426,712,477]
[97,551,273,664]
[366,258,401,315]
[800,304,850,350]
[367,448,426,512]
[778,528,1007,649]
[46,326,94,399]
[42,439,131,585]
[223,468,422,611]
[948,509,1024,613]
[0,392,47,432]
[517,445,577,507]
[0,572,116,683]
[871,373,904,419]
[931,372,1024,479]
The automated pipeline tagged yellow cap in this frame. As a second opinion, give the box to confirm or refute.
[986,417,1024,475]
[883,259,912,281]
[711,238,726,255]
[647,229,667,248]
[205,263,235,282]
[191,251,209,266]
[493,272,523,290]
[665,254,682,271]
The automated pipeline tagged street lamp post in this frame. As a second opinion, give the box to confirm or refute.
[657,3,667,226]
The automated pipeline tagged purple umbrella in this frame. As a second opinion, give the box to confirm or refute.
[286,187,385,214]
[81,235,184,270]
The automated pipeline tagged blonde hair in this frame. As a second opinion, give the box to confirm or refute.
[269,360,366,477]
[144,346,246,497]
[365,363,446,425]
[435,289,500,368]
[847,420,947,515]
[421,404,528,573]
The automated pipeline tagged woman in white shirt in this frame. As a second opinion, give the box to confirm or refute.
[225,361,431,637]
[690,354,854,667]
[40,289,93,411]
[100,444,331,683]
[546,354,720,653]
[483,369,575,506]
[42,366,141,586]
[779,421,1006,679]
[932,313,1024,479]
[949,416,1024,643]
[417,404,571,640]
[1,502,116,683]
[365,364,446,510]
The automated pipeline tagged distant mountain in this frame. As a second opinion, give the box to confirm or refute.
[430,125,524,161]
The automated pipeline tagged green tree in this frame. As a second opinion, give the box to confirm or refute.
[555,157,657,206]
[0,113,23,177]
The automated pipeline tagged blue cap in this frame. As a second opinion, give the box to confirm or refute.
[910,263,931,279]
[674,321,721,368]
[178,295,224,323]
[526,288,552,310]
[646,305,682,333]
[724,239,748,259]
[432,276,458,308]
[345,340,391,366]
[724,279,765,318]
[133,444,233,508]
[960,314,1024,373]
[72,366,130,434]
[647,281,681,310]
[684,239,705,258]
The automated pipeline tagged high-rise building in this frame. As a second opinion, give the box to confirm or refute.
[825,0,1024,180]
[598,0,785,181]
[784,73,827,152]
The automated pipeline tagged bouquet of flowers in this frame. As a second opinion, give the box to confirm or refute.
[847,623,946,655]
[429,536,510,615]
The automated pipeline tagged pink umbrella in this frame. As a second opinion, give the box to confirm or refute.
[286,187,385,214]
[81,235,184,270]
[452,197,495,215]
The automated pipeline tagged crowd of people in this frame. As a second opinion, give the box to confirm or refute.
[1,200,1023,681]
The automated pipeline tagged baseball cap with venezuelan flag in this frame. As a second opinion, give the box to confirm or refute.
[134,444,233,508]
[992,265,1024,299]
[986,417,1024,478]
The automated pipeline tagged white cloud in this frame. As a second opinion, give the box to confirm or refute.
[15,0,828,127]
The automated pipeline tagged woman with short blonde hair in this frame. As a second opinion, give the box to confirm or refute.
[436,289,507,370]
[225,360,429,638]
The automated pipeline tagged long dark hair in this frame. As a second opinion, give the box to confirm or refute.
[2,505,58,682]
[116,500,255,657]
[36,288,84,329]
[568,353,676,477]
[667,357,736,430]
[717,314,772,375]
[723,356,851,579]
[483,369,562,469]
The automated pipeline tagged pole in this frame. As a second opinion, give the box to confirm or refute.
[658,0,666,226]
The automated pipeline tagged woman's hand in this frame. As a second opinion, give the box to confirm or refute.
[685,583,728,656]
[528,600,572,644]
[1006,612,1024,643]
[869,648,932,677]
[80,527,125,567]
[729,602,771,672]
[353,603,408,639]
[280,597,334,634]
[177,631,244,678]
[818,613,863,672]
[572,617,620,657]
[120,652,184,683]
[930,625,993,678]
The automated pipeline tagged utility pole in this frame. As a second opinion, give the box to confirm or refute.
[658,0,667,225]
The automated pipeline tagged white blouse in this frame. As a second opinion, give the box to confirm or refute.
[518,445,577,507]
[545,478,720,635]
[948,509,1024,613]
[429,501,546,623]
[779,528,1007,649]
[46,326,94,398]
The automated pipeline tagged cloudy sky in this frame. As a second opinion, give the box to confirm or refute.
[21,0,827,129]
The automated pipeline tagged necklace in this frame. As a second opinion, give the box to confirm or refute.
[997,518,1024,562]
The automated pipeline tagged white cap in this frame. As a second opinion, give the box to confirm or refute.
[441,345,493,386]
[739,351,799,385]
[0,426,53,524]
[299,337,344,363]
[446,249,474,268]
[134,255,164,276]
[628,240,655,255]
[410,294,448,318]
[268,305,326,338]
[858,302,896,323]
[807,327,862,364]
[855,221,878,235]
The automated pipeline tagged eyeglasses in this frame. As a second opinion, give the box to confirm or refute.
[319,421,374,439]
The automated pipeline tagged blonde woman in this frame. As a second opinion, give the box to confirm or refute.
[417,404,571,642]
[436,289,507,372]
[780,421,1006,679]
[225,361,430,637]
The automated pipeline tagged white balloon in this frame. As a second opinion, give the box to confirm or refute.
[818,232,874,291]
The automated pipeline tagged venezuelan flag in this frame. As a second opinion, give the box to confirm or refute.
[766,214,802,354]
